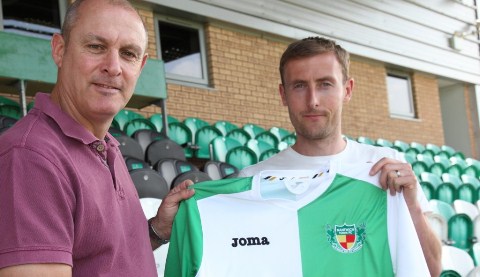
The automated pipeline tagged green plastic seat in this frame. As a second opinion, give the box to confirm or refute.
[448,157,469,177]
[448,213,474,251]
[375,138,393,148]
[356,136,375,145]
[269,126,291,141]
[407,142,425,156]
[255,131,279,148]
[439,270,461,277]
[27,101,35,111]
[149,113,179,132]
[436,183,457,204]
[259,148,279,161]
[168,122,193,158]
[282,133,296,146]
[246,139,274,159]
[183,117,210,143]
[403,152,417,164]
[210,137,243,162]
[213,120,239,136]
[464,158,480,178]
[194,126,223,159]
[430,155,450,176]
[123,118,157,137]
[441,145,457,157]
[0,96,20,107]
[242,123,266,139]
[114,109,144,131]
[226,128,251,145]
[0,105,21,120]
[392,140,410,152]
[225,146,258,170]
[429,199,455,221]
[461,174,480,189]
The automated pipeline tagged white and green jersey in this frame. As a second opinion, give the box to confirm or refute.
[165,162,429,277]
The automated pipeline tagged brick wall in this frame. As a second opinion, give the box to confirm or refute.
[0,5,448,147]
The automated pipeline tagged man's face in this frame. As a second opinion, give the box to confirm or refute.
[52,0,147,124]
[279,52,352,142]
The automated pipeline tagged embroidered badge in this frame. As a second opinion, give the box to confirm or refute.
[326,223,366,253]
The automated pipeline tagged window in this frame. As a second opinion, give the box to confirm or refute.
[386,72,415,118]
[156,16,208,85]
[1,0,65,39]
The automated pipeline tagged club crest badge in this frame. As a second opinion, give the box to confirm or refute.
[326,223,366,253]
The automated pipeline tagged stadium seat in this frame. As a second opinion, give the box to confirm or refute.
[129,168,169,199]
[462,175,480,202]
[149,113,179,132]
[407,142,426,156]
[426,212,448,244]
[392,140,410,152]
[203,161,239,180]
[171,171,211,188]
[242,123,265,138]
[213,120,239,136]
[255,131,279,148]
[194,126,223,159]
[448,213,475,251]
[116,135,144,161]
[226,128,251,145]
[124,156,150,171]
[374,138,393,148]
[269,126,291,141]
[183,117,209,143]
[210,137,242,162]
[146,138,186,165]
[453,200,479,221]
[442,245,475,277]
[426,143,442,156]
[465,158,480,178]
[356,136,375,145]
[429,199,456,221]
[420,172,443,199]
[0,96,20,107]
[225,146,258,170]
[259,148,279,161]
[431,155,451,176]
[109,119,125,134]
[154,158,199,188]
[448,157,469,177]
[123,118,157,137]
[246,139,274,159]
[439,270,462,277]
[132,129,165,154]
[168,122,194,158]
[0,105,21,119]
[282,133,296,146]
[472,243,480,266]
[0,115,17,129]
[441,145,457,158]
[114,109,144,131]
[411,157,430,177]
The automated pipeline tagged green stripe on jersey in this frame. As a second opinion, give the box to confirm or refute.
[298,174,393,276]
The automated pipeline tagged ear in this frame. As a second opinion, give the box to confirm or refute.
[139,53,148,71]
[279,83,288,106]
[343,78,354,103]
[51,33,66,68]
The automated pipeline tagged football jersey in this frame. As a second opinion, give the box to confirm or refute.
[164,162,429,277]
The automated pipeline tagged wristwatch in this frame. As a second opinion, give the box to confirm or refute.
[148,217,170,245]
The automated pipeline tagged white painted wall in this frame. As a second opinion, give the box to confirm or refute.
[148,0,480,84]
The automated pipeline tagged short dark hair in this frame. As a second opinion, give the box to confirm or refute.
[279,37,350,84]
[61,0,148,48]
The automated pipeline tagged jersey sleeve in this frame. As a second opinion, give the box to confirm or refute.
[0,147,75,269]
[164,196,203,277]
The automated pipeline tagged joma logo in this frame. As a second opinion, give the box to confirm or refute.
[231,237,270,247]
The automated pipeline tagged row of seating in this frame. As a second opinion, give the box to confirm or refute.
[420,172,480,204]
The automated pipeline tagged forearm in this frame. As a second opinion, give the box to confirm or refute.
[148,217,170,251]
[409,205,442,277]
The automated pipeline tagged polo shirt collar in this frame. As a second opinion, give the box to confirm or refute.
[33,93,119,147]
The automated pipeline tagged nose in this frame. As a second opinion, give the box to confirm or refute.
[102,50,122,76]
[306,85,319,108]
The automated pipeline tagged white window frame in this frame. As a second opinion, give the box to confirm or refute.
[386,71,416,119]
[155,15,209,86]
